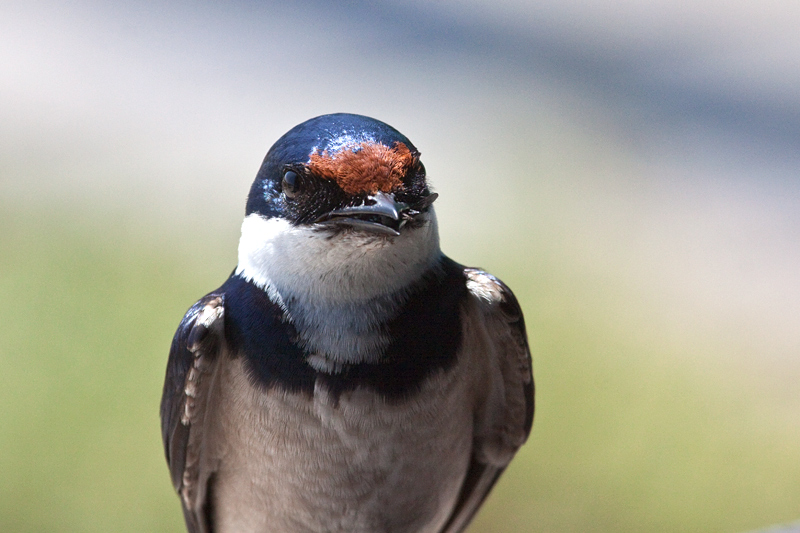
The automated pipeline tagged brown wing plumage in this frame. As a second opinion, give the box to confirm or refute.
[440,268,534,533]
[161,292,225,533]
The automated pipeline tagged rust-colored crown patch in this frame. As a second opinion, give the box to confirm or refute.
[307,141,413,195]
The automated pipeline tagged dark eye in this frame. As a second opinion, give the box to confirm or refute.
[282,170,301,198]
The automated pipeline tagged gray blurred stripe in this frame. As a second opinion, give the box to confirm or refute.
[745,521,800,533]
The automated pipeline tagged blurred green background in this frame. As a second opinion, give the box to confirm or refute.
[1,1,799,532]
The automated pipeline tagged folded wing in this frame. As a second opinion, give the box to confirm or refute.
[440,268,534,533]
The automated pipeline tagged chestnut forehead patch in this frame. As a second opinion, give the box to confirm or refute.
[307,141,413,195]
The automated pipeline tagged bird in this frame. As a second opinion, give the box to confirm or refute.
[160,113,534,533]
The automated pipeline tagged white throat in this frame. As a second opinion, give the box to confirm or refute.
[234,211,442,367]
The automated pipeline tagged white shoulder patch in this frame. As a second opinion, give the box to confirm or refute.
[465,269,504,304]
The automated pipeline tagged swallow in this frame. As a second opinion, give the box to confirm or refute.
[160,113,534,533]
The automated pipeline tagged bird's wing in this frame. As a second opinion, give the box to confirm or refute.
[160,291,225,533]
[440,268,535,533]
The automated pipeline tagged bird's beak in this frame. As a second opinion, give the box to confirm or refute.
[315,191,434,236]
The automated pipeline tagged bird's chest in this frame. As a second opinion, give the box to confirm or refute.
[206,356,473,533]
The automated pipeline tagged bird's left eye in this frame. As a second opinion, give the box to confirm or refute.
[282,171,301,198]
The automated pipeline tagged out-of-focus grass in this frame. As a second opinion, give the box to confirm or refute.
[468,247,800,532]
[0,204,797,532]
[0,206,226,533]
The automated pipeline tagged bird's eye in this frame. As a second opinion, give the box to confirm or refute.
[282,171,301,198]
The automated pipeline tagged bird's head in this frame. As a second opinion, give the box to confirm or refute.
[245,113,437,236]
[236,114,442,300]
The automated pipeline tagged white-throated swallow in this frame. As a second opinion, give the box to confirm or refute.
[161,113,534,533]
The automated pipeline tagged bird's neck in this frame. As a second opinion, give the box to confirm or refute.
[234,212,442,367]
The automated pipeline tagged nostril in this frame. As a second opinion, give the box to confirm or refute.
[364,198,377,206]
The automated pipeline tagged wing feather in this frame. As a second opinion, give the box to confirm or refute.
[440,268,534,533]
[160,292,225,533]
